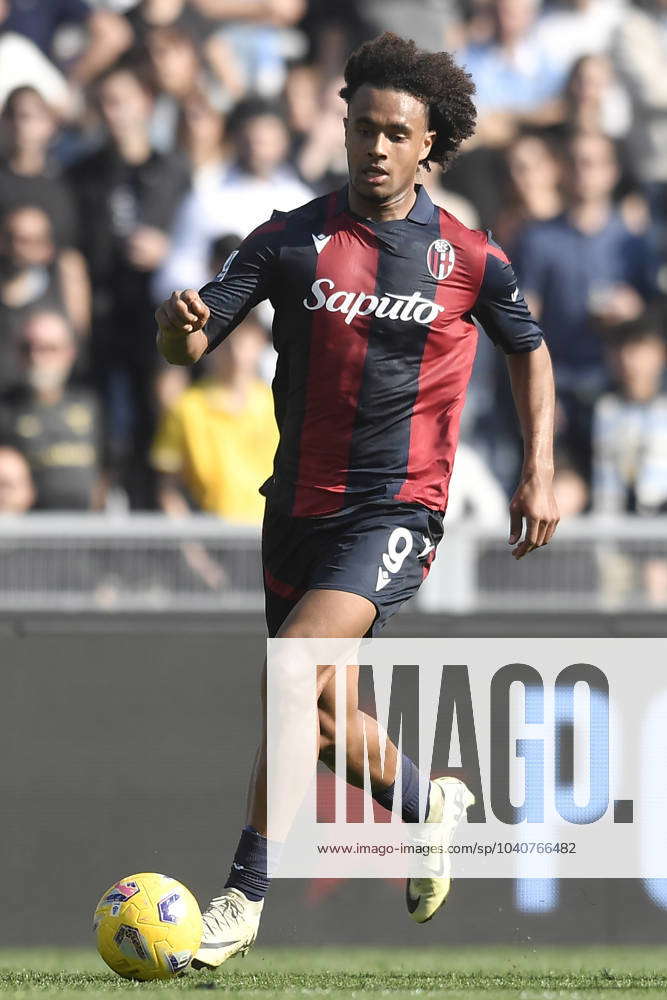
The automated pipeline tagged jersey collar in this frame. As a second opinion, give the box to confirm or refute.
[407,183,435,224]
[338,183,434,225]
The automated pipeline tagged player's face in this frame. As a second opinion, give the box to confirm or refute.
[344,86,434,206]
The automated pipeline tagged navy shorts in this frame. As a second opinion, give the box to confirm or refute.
[262,501,445,637]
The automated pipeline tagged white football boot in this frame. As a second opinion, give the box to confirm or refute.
[191,888,264,970]
[405,776,475,923]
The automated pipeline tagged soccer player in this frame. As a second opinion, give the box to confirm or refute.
[156,33,559,968]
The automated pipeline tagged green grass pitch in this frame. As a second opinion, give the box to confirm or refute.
[1,947,667,1000]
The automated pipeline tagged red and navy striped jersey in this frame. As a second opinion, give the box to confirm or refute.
[199,184,542,517]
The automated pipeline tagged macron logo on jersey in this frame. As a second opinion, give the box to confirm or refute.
[312,233,332,254]
[303,278,446,327]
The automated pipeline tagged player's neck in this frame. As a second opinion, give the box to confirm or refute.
[347,183,418,222]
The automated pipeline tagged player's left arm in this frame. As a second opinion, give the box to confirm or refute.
[472,236,559,560]
[505,343,559,559]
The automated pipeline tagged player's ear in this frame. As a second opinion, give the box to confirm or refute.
[421,129,435,161]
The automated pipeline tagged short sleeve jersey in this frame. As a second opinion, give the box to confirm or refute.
[199,185,542,517]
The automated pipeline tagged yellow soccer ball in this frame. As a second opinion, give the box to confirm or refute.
[94,873,203,980]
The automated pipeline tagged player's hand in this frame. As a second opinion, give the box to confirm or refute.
[508,471,559,560]
[155,290,210,338]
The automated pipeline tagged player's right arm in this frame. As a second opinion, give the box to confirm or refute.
[156,216,284,366]
[156,290,211,366]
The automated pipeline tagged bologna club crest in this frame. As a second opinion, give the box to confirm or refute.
[426,239,456,281]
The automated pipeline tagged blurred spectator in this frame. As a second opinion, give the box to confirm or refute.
[145,26,204,150]
[0,87,78,248]
[533,0,628,78]
[143,25,234,151]
[0,0,132,86]
[193,0,306,30]
[613,0,667,254]
[303,0,462,84]
[0,445,35,513]
[295,76,347,191]
[0,206,91,388]
[299,0,369,81]
[284,60,319,143]
[592,309,667,515]
[126,1,235,111]
[0,311,105,510]
[446,443,508,526]
[515,131,654,387]
[176,90,228,194]
[438,141,509,231]
[155,97,313,299]
[515,131,655,474]
[493,129,564,252]
[552,450,589,518]
[355,0,463,53]
[460,0,563,127]
[195,0,307,97]
[125,0,216,46]
[67,57,189,508]
[560,54,631,141]
[0,29,72,116]
[151,314,278,523]
[421,164,480,231]
[446,0,564,227]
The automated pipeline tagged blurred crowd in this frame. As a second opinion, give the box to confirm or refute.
[1,0,667,535]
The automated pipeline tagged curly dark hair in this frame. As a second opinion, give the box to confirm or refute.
[339,33,477,170]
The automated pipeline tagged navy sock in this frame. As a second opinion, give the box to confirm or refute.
[371,753,430,823]
[225,826,273,902]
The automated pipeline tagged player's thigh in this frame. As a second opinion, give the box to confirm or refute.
[277,587,376,643]
[276,589,371,745]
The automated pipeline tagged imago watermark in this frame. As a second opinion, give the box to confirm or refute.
[266,639,666,879]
